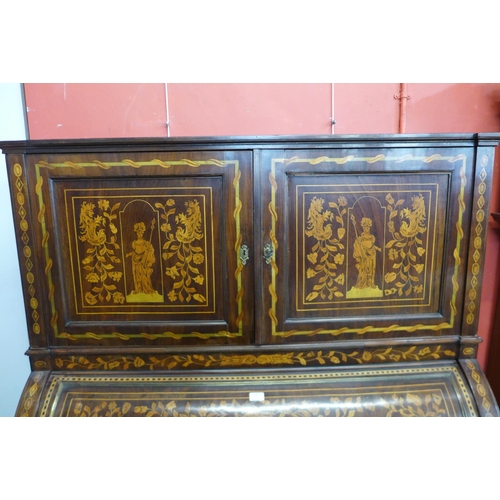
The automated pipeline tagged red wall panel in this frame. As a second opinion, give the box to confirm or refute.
[334,83,400,134]
[167,83,332,136]
[25,83,167,139]
[407,83,500,134]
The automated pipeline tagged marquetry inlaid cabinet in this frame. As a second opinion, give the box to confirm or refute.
[2,134,499,417]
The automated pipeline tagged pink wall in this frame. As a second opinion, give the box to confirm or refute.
[167,83,332,136]
[23,83,500,368]
[24,83,168,138]
[334,83,401,134]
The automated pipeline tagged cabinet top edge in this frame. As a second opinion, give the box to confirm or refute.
[1,133,500,154]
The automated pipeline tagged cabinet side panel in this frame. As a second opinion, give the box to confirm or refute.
[5,154,47,348]
[461,146,496,338]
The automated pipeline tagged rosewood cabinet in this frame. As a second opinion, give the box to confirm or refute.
[2,134,499,417]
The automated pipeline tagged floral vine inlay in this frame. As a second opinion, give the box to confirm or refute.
[159,199,206,304]
[384,193,427,297]
[380,392,447,417]
[79,200,124,305]
[69,392,449,417]
[54,345,453,371]
[305,196,347,301]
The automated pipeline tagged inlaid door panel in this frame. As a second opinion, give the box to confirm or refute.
[25,151,254,346]
[259,148,475,344]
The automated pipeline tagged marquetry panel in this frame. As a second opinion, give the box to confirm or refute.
[294,175,443,313]
[61,179,217,316]
[261,148,474,343]
[460,359,500,417]
[24,151,254,346]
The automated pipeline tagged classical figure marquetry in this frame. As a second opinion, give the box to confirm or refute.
[303,190,430,303]
[126,219,160,302]
[350,216,381,298]
[2,134,499,417]
[70,191,213,313]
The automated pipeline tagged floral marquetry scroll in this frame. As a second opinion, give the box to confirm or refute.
[52,344,456,371]
[79,199,125,306]
[161,199,207,305]
[304,196,348,301]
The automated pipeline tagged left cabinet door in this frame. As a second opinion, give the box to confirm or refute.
[18,150,254,347]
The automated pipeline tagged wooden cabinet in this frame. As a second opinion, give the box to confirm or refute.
[2,134,500,417]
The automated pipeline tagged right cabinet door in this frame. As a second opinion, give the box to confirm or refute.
[258,147,475,345]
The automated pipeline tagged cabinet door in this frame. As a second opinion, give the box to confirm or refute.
[258,147,474,344]
[25,150,254,346]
